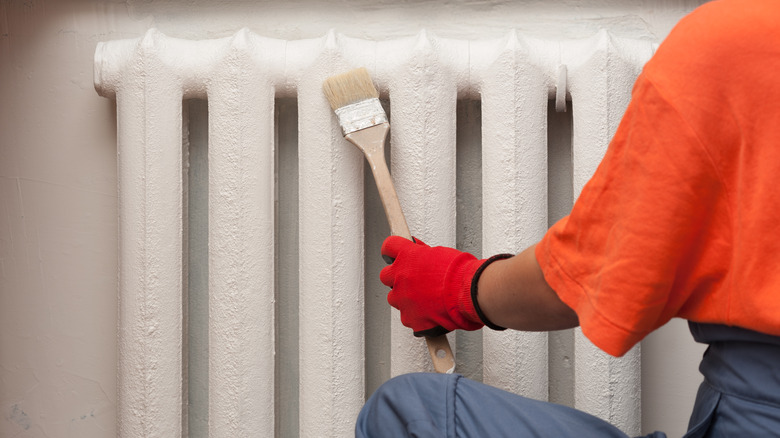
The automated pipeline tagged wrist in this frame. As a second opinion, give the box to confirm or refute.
[469,254,514,331]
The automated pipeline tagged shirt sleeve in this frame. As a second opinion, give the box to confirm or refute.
[535,73,728,357]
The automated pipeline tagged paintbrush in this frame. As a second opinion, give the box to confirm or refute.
[323,67,456,374]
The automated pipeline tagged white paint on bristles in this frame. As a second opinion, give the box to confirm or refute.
[95,27,654,437]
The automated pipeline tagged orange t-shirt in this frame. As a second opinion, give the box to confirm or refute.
[536,0,780,357]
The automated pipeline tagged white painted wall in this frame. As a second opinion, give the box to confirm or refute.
[1,1,708,437]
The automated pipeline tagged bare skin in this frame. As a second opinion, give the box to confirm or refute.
[476,244,580,332]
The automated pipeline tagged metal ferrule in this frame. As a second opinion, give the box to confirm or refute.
[335,98,388,135]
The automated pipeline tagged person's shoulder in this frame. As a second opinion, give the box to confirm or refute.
[664,0,779,53]
[644,0,779,92]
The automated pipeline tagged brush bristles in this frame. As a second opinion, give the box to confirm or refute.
[322,67,380,111]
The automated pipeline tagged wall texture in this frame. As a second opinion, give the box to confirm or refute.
[1,1,707,437]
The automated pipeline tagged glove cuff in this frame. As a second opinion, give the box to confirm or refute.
[470,254,514,331]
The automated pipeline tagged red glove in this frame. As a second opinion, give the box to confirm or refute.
[380,236,510,337]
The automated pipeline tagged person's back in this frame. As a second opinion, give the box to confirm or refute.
[643,0,780,333]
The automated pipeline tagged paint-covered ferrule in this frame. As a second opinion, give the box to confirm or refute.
[335,98,388,135]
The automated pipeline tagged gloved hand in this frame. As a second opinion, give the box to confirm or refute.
[380,236,510,337]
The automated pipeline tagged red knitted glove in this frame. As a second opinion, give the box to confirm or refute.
[380,236,509,337]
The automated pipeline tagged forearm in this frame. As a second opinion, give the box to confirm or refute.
[476,244,579,331]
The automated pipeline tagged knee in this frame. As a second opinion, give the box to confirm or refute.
[361,373,436,415]
[356,373,455,438]
[367,372,451,408]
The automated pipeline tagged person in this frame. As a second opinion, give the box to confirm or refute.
[355,0,780,436]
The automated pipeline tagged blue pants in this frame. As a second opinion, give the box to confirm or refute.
[356,323,780,437]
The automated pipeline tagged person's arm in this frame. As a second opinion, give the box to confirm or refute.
[476,244,579,332]
[379,236,577,336]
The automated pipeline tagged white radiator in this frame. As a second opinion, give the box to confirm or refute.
[94,28,653,437]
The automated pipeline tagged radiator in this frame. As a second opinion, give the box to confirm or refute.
[94,28,653,437]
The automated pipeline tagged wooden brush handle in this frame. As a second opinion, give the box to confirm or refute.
[346,123,456,374]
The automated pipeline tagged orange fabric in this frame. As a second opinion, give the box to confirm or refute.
[536,0,780,357]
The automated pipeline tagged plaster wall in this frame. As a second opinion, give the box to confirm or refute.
[1,1,707,437]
